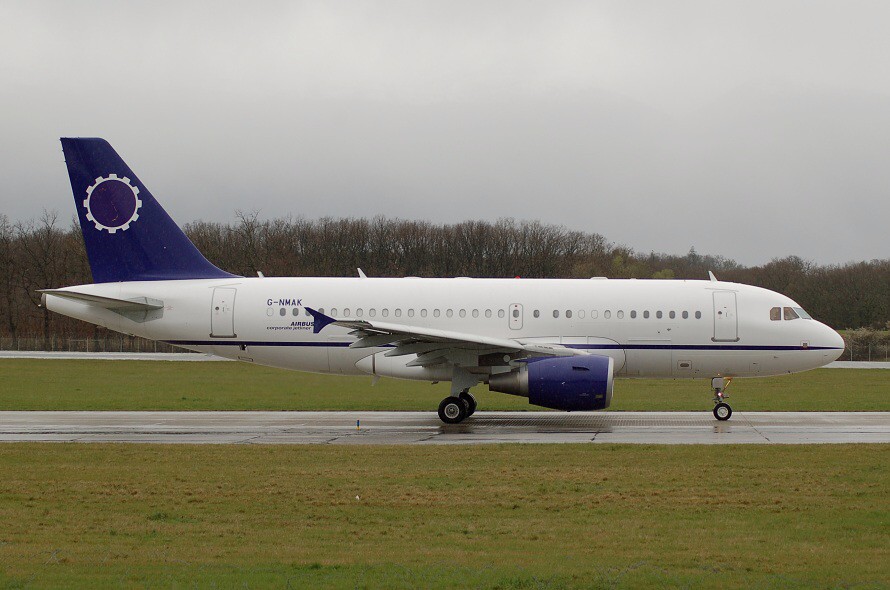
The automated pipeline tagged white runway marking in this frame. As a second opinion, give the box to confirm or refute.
[0,411,886,445]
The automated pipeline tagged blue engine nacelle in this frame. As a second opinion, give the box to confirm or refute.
[488,355,614,411]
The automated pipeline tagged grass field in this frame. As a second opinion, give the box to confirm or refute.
[0,443,886,589]
[0,359,887,412]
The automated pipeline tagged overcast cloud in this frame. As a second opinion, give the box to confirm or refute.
[1,1,888,265]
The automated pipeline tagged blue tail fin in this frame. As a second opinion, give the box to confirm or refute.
[61,138,238,283]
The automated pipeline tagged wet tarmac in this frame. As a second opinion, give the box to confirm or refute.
[2,352,888,369]
[0,411,886,445]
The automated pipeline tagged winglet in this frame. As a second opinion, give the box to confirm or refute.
[305,307,337,334]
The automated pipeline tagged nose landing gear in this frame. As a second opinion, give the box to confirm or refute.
[712,377,733,421]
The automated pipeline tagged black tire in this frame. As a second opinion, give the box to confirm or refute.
[438,396,467,424]
[459,392,477,416]
[713,402,732,421]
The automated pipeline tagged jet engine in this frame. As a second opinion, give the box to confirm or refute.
[488,355,614,411]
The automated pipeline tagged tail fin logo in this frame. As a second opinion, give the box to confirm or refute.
[83,174,143,233]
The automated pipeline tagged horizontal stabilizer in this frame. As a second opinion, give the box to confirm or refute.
[40,289,164,311]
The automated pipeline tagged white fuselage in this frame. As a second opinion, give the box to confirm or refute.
[45,277,845,381]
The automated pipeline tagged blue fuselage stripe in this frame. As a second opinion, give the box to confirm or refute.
[165,340,840,352]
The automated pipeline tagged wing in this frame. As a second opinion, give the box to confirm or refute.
[305,307,584,368]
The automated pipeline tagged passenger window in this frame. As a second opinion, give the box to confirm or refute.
[485,309,492,318]
[356,308,364,317]
[459,309,466,318]
[553,310,560,318]
[331,308,338,316]
[669,311,676,319]
[369,309,376,318]
[343,308,351,317]
[434,309,441,318]
[644,311,650,319]
[533,310,540,318]
[292,308,299,316]
[682,311,688,319]
[318,308,324,315]
[446,309,453,318]
[604,310,611,319]
[617,310,624,319]
[395,309,402,317]
[578,310,585,319]
[695,311,701,319]
[656,311,662,319]
[498,309,505,319]
[420,309,427,318]
[630,310,637,319]
[591,310,598,319]
[280,308,286,316]
[784,307,799,320]
[566,310,572,319]
[382,309,388,317]
[472,309,479,318]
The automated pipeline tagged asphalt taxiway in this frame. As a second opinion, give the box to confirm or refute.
[0,411,886,445]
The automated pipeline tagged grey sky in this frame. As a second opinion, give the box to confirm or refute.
[1,1,888,266]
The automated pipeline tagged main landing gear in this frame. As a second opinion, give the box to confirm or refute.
[437,368,479,424]
[437,391,477,424]
[711,376,733,421]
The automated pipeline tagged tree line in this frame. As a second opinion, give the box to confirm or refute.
[1,211,887,352]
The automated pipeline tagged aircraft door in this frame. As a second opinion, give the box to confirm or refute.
[712,291,738,342]
[210,287,237,337]
[509,303,523,330]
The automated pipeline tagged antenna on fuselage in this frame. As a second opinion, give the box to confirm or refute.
[708,271,718,282]
[357,268,368,279]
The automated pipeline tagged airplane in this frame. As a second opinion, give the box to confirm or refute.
[42,138,846,424]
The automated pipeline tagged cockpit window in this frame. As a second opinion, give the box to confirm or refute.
[793,307,812,319]
[783,307,799,320]
[770,307,781,321]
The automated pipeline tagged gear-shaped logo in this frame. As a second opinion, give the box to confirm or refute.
[83,174,142,233]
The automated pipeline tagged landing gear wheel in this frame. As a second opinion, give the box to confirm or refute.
[713,402,732,421]
[459,392,477,416]
[438,396,468,424]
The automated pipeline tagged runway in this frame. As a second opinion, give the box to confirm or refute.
[0,411,887,445]
[2,352,889,368]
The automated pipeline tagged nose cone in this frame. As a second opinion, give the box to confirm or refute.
[822,324,846,362]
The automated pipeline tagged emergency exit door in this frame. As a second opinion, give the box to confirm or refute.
[712,291,738,342]
[211,287,237,337]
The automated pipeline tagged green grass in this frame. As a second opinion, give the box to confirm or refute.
[0,359,887,411]
[0,443,886,589]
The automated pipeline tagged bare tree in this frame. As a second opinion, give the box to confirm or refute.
[2,212,889,350]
